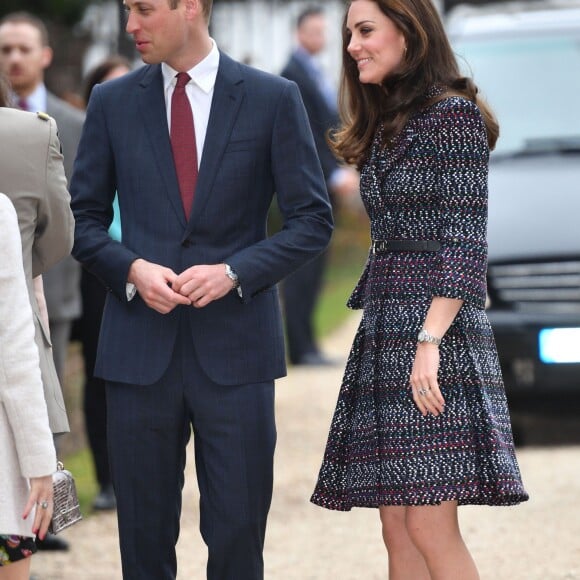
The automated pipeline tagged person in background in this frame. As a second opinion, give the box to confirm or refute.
[70,0,332,578]
[0,77,73,568]
[311,1,528,578]
[0,65,73,431]
[0,69,73,434]
[0,13,81,553]
[281,5,359,366]
[0,11,84,413]
[77,55,131,512]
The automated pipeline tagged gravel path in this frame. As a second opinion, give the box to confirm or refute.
[31,314,580,579]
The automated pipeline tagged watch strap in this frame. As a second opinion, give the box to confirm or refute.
[417,328,442,346]
[224,264,240,289]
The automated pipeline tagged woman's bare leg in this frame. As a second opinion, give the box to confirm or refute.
[406,501,479,580]
[0,556,31,580]
[379,505,431,580]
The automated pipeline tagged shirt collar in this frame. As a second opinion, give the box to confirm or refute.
[13,83,46,112]
[162,39,220,95]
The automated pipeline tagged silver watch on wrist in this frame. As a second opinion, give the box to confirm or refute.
[417,328,442,346]
[224,264,240,289]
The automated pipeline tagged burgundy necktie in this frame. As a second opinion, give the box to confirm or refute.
[170,72,198,219]
[17,97,29,111]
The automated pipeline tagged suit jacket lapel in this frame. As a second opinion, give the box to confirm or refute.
[137,65,187,229]
[184,53,245,238]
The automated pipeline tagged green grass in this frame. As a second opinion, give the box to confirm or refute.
[314,253,366,337]
[62,448,99,518]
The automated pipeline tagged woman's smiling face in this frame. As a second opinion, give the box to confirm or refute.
[346,0,407,85]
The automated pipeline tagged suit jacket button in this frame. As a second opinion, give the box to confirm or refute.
[182,239,193,248]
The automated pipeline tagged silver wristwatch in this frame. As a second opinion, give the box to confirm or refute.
[224,264,240,289]
[417,328,442,346]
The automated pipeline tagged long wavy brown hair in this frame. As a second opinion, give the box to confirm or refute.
[333,0,499,168]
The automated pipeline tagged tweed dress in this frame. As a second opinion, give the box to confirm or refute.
[311,94,529,510]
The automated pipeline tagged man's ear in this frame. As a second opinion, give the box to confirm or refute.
[41,46,53,70]
[184,0,203,21]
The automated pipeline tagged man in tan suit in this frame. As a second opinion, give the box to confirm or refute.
[0,99,73,436]
[0,12,84,384]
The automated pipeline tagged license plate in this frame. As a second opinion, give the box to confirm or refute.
[538,328,580,363]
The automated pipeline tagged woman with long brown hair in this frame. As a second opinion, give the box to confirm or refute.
[311,1,528,577]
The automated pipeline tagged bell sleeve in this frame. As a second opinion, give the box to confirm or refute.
[428,98,489,309]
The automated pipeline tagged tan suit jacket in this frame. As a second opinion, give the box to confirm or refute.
[43,93,84,322]
[0,107,74,433]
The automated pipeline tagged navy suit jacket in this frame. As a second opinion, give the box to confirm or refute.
[70,53,333,387]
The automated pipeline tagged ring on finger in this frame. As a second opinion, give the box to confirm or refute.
[38,500,49,510]
[418,388,427,396]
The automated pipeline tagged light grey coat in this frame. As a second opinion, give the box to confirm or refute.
[0,193,57,536]
[43,93,85,323]
[0,107,74,433]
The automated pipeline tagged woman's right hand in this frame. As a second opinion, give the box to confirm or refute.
[410,342,445,417]
[23,475,54,540]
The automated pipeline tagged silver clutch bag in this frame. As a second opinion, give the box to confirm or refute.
[49,462,83,534]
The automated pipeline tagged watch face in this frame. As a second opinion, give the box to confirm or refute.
[418,329,440,345]
[225,265,239,287]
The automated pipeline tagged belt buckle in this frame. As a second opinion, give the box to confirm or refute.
[371,240,386,254]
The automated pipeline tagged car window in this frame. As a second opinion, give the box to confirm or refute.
[452,33,580,156]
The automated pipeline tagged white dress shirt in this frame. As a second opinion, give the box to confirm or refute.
[13,82,47,112]
[161,39,220,166]
[126,40,220,301]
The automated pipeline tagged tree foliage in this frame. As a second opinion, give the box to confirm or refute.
[0,0,86,26]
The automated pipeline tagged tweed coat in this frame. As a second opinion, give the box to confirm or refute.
[312,95,528,509]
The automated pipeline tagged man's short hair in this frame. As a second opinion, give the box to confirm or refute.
[297,6,324,29]
[169,0,213,21]
[0,12,50,47]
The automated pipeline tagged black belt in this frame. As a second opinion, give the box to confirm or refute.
[371,239,441,253]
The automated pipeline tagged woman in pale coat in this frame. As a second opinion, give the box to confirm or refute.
[0,192,56,576]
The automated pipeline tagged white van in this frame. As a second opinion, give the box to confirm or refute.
[447,1,580,401]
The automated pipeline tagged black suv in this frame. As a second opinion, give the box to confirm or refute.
[447,2,580,402]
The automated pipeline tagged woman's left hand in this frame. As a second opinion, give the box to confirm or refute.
[410,343,445,417]
[23,475,54,540]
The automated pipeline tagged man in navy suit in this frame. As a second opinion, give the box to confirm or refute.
[70,1,332,578]
[281,6,358,366]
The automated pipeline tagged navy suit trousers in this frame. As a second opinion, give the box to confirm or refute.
[106,314,276,580]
